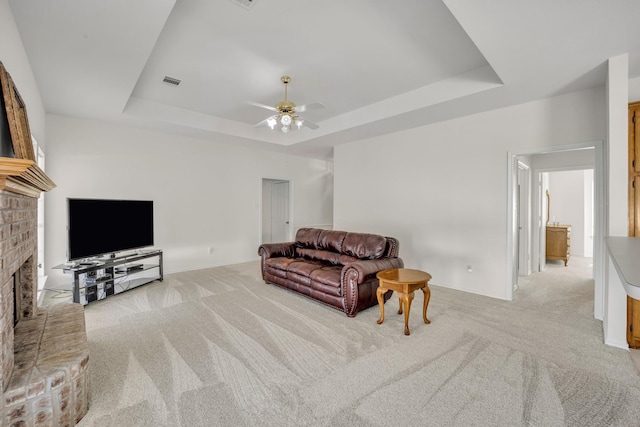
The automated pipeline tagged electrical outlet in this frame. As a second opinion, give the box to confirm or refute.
[467,265,473,273]
[208,247,214,255]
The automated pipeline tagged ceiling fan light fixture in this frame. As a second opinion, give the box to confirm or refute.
[281,114,292,126]
[267,117,277,129]
[250,75,324,133]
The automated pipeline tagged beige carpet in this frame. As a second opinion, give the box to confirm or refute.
[50,256,640,426]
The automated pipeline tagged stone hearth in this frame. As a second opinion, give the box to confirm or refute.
[5,304,88,426]
[0,172,88,425]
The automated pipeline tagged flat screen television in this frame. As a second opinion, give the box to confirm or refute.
[67,198,154,261]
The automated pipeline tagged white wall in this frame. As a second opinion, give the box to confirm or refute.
[604,54,629,348]
[1,1,49,300]
[547,170,587,257]
[0,0,46,150]
[45,114,333,286]
[630,75,640,103]
[334,88,605,300]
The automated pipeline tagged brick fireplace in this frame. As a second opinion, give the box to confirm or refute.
[0,159,89,426]
[0,192,38,394]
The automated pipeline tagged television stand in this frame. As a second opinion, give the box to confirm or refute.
[54,250,163,305]
[115,264,143,273]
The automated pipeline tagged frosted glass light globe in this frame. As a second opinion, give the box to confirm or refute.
[281,114,292,126]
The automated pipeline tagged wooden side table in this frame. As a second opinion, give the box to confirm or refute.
[376,268,432,335]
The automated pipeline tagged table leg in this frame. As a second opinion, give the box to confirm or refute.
[376,285,387,325]
[399,292,414,335]
[422,285,431,324]
[398,296,403,314]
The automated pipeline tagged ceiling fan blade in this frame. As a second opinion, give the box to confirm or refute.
[254,115,278,128]
[246,100,278,112]
[296,102,325,113]
[302,119,319,130]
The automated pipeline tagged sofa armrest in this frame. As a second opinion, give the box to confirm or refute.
[258,242,296,259]
[342,258,404,283]
[258,242,296,281]
[341,257,404,316]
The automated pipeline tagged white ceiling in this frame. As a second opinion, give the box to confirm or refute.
[8,0,640,159]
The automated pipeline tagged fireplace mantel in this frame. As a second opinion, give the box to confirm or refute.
[0,157,56,197]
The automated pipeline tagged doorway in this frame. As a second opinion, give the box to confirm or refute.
[507,142,604,320]
[261,179,291,244]
[540,169,594,265]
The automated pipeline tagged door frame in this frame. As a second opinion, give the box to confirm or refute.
[506,140,605,320]
[517,160,531,277]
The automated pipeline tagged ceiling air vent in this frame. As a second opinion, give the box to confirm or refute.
[162,76,181,86]
[229,0,256,10]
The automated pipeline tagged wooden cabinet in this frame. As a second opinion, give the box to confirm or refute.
[628,296,640,348]
[546,225,571,266]
[628,102,640,348]
[629,102,640,236]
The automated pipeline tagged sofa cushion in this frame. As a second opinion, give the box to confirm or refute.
[310,266,342,297]
[317,230,347,252]
[310,280,342,297]
[310,266,342,288]
[297,248,340,264]
[296,248,359,266]
[287,260,324,277]
[295,228,323,248]
[265,257,296,271]
[287,271,312,287]
[342,232,387,259]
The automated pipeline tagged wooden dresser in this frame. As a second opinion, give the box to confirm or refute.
[546,224,571,266]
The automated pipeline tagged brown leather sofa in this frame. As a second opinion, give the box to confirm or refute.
[258,228,404,317]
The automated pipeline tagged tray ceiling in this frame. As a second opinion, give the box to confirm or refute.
[8,0,640,159]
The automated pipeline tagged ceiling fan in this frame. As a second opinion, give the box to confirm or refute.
[248,76,324,133]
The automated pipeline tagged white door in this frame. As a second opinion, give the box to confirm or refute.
[261,179,290,243]
[271,181,290,242]
[33,138,46,301]
[517,162,530,276]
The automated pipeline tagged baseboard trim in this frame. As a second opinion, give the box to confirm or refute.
[605,338,629,350]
